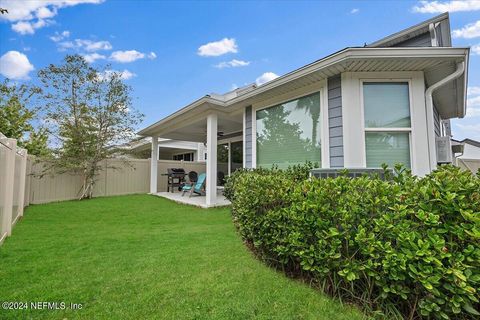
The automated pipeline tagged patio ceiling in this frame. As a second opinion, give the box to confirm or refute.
[139,47,469,138]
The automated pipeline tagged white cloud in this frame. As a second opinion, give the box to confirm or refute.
[49,30,70,42]
[350,8,359,14]
[255,72,279,86]
[0,0,105,34]
[110,50,145,63]
[97,69,136,81]
[58,39,112,52]
[198,38,238,57]
[36,6,57,19]
[215,59,250,69]
[456,123,480,136]
[12,19,52,35]
[147,52,157,59]
[82,52,106,63]
[468,95,480,107]
[75,39,112,51]
[0,50,34,80]
[413,0,480,13]
[466,107,480,118]
[472,44,480,55]
[452,20,480,39]
[468,86,480,96]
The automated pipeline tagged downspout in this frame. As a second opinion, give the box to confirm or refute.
[424,62,465,171]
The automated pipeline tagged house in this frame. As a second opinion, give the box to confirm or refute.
[127,137,206,161]
[452,138,480,160]
[139,13,470,207]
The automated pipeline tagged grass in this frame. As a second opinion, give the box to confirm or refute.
[0,195,365,319]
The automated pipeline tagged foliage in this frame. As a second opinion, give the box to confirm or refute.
[0,79,49,156]
[38,55,144,199]
[226,164,480,319]
[0,195,364,320]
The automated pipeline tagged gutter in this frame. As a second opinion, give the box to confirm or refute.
[424,62,465,171]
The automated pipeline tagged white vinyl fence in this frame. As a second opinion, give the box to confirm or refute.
[0,133,28,245]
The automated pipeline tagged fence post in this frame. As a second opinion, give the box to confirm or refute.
[1,138,17,237]
[17,148,28,218]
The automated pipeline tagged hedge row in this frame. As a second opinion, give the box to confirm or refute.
[225,164,480,319]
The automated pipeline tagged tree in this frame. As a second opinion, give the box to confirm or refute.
[38,55,143,199]
[0,79,50,156]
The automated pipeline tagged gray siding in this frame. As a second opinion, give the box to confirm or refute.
[244,106,253,168]
[393,32,432,47]
[433,104,441,137]
[327,76,344,168]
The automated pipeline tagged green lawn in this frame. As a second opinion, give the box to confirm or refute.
[0,195,365,319]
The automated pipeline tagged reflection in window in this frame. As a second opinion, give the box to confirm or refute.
[256,92,321,169]
[230,141,243,173]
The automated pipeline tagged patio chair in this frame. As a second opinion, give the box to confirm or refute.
[181,173,206,197]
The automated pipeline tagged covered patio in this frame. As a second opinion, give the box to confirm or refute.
[139,99,245,207]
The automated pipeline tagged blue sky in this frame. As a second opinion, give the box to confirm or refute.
[0,0,479,140]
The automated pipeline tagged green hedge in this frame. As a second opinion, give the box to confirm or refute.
[225,165,480,319]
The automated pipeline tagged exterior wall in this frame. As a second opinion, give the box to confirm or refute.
[433,104,441,137]
[341,71,432,176]
[27,158,205,204]
[458,143,480,159]
[244,106,253,168]
[327,76,344,168]
[393,33,432,47]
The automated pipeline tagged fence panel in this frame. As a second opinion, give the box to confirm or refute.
[0,133,27,245]
[27,158,206,203]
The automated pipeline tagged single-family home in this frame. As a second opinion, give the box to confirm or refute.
[139,12,470,207]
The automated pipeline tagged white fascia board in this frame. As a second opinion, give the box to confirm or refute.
[225,47,469,106]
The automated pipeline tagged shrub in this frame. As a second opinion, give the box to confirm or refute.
[227,164,480,319]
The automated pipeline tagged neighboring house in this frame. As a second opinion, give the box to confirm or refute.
[127,137,206,161]
[452,138,480,174]
[454,138,480,160]
[139,13,470,206]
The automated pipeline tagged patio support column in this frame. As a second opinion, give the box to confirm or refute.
[206,113,217,206]
[150,136,158,194]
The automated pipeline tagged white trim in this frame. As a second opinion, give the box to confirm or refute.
[320,84,330,168]
[206,113,218,206]
[342,71,429,175]
[150,136,159,194]
[360,79,413,171]
[242,107,246,168]
[252,107,257,169]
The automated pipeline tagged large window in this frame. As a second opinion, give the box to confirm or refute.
[256,92,321,169]
[363,82,411,168]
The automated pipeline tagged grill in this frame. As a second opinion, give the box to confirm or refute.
[166,168,186,193]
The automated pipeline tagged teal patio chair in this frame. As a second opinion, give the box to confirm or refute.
[182,173,206,197]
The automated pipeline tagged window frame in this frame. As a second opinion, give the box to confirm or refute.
[360,79,414,169]
[251,82,329,168]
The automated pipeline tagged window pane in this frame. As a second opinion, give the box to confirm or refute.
[217,143,229,177]
[230,141,243,173]
[363,82,410,128]
[366,132,410,168]
[256,92,321,169]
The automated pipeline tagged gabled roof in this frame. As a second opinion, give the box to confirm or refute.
[453,138,480,148]
[368,13,451,48]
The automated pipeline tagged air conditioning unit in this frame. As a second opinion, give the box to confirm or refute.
[436,136,453,163]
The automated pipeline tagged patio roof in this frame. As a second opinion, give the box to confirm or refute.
[138,46,470,138]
